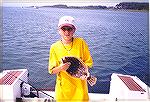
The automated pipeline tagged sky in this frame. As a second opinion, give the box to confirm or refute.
[2,0,149,7]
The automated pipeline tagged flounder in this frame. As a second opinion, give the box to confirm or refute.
[61,56,97,86]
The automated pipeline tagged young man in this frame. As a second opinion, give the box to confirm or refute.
[48,16,93,101]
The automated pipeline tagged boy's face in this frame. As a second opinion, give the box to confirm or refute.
[58,26,75,41]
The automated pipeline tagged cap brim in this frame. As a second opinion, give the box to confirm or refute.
[59,24,76,29]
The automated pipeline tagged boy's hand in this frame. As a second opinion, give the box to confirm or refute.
[60,62,71,71]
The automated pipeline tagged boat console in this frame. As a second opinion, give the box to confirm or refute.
[0,69,55,102]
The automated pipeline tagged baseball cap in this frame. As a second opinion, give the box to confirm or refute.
[58,16,76,29]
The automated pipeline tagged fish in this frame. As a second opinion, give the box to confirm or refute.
[61,56,97,86]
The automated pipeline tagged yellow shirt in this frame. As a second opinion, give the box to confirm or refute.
[48,37,93,102]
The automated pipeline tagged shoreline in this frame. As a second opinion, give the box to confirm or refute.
[2,6,148,13]
[26,6,149,12]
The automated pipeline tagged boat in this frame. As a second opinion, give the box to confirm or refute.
[0,69,150,102]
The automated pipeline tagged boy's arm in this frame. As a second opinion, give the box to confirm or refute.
[49,62,71,74]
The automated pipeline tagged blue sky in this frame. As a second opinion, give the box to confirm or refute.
[2,0,149,7]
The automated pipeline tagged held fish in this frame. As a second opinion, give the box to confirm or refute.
[61,56,97,86]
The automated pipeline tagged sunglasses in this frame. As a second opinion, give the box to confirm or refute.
[61,27,73,32]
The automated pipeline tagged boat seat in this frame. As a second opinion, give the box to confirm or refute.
[0,71,22,85]
[118,75,146,92]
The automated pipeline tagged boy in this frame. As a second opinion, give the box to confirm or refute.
[48,16,93,101]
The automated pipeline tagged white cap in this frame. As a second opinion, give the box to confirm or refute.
[58,16,76,29]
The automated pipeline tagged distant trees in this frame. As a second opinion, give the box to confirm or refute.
[81,6,107,9]
[29,2,149,11]
[50,2,149,11]
[115,2,149,10]
[49,5,107,9]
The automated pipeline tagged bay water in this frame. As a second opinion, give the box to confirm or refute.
[2,7,149,93]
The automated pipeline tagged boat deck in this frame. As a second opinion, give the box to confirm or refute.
[20,91,149,102]
[1,69,150,102]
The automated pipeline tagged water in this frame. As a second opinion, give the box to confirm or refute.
[1,7,149,93]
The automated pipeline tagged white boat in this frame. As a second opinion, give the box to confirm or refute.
[0,69,150,102]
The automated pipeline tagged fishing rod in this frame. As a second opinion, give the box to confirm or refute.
[6,71,55,99]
